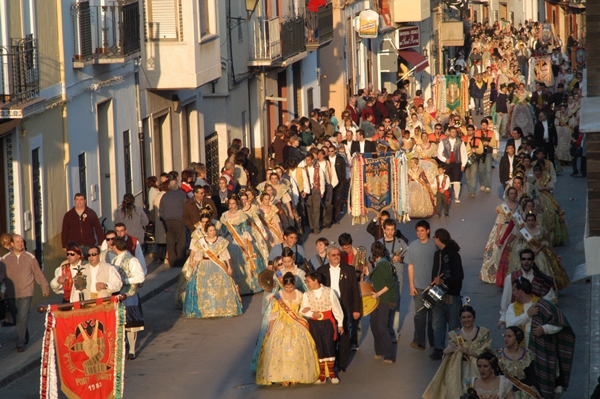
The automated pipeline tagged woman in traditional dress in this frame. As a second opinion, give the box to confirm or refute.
[469,351,514,399]
[566,94,580,123]
[179,223,243,318]
[407,113,424,137]
[239,189,270,262]
[423,305,492,399]
[276,247,307,292]
[414,132,439,191]
[425,98,440,131]
[258,192,284,248]
[497,327,542,399]
[554,103,573,163]
[263,173,295,228]
[417,105,434,134]
[407,158,436,219]
[520,154,535,181]
[532,164,569,247]
[510,83,535,137]
[480,187,520,284]
[221,196,266,295]
[502,213,570,290]
[256,272,319,386]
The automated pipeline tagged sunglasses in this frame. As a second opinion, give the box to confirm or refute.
[520,257,533,261]
[277,262,283,266]
[106,237,115,241]
[66,252,77,257]
[87,253,99,257]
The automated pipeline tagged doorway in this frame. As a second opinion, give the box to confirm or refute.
[31,147,43,266]
[97,99,114,221]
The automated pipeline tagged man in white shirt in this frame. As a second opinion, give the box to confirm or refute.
[317,149,336,229]
[301,271,344,384]
[51,245,122,302]
[303,152,325,235]
[111,237,145,360]
[115,223,147,275]
[437,126,468,203]
[327,146,347,224]
[498,249,555,329]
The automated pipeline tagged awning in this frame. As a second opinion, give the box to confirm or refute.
[398,48,429,72]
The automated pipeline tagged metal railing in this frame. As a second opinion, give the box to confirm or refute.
[70,0,141,64]
[249,17,282,63]
[281,15,306,59]
[305,3,333,45]
[0,35,39,104]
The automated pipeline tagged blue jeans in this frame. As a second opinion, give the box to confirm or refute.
[7,297,32,347]
[432,294,462,351]
[464,162,478,195]
[477,152,493,189]
[413,289,434,348]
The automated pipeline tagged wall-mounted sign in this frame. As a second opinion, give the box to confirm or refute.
[354,10,380,39]
[398,26,420,49]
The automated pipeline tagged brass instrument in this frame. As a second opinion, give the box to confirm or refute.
[356,246,378,316]
[354,246,367,270]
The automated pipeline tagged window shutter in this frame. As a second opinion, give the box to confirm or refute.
[150,0,178,39]
[199,0,210,37]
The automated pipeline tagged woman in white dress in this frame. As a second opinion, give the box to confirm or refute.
[469,351,514,399]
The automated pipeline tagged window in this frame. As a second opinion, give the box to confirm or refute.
[123,130,133,195]
[242,111,250,149]
[307,87,314,114]
[31,147,43,267]
[148,0,178,40]
[205,132,219,189]
[199,0,217,39]
[78,153,87,199]
[509,11,514,25]
[494,10,498,22]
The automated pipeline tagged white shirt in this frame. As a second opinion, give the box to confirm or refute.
[499,270,556,322]
[89,261,123,294]
[328,156,340,188]
[304,165,325,195]
[437,137,468,167]
[50,261,123,302]
[100,236,147,275]
[436,174,451,191]
[542,120,549,141]
[508,155,515,179]
[300,285,344,326]
[111,251,145,286]
[328,264,342,298]
[506,300,562,345]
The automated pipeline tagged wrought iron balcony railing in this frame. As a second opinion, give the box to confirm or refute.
[281,15,306,60]
[305,2,333,51]
[70,0,141,68]
[248,17,282,66]
[0,35,40,105]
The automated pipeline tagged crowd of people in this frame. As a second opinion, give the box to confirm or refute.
[0,16,583,399]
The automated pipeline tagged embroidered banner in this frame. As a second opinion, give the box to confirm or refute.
[532,56,553,88]
[445,75,462,111]
[363,156,393,214]
[41,296,126,399]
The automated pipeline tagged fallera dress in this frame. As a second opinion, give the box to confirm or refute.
[255,290,319,385]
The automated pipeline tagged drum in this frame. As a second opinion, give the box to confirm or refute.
[421,284,448,310]
[360,280,379,316]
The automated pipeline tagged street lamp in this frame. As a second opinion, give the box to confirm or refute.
[245,0,260,19]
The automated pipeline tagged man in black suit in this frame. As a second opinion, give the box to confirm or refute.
[317,246,361,372]
[327,146,347,224]
[506,127,524,155]
[499,143,519,189]
[350,129,376,156]
[533,111,558,164]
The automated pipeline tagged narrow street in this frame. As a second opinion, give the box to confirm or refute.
[0,168,589,398]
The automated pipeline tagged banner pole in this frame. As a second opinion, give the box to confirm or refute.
[37,294,128,313]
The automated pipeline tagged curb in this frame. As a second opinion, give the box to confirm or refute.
[0,271,180,390]
[590,274,600,395]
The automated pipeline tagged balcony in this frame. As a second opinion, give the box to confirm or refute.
[70,0,141,68]
[0,35,44,119]
[306,3,333,51]
[281,15,306,60]
[248,17,282,67]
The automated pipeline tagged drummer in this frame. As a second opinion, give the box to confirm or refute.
[363,241,397,363]
[379,219,408,343]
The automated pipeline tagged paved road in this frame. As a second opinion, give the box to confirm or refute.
[0,163,589,398]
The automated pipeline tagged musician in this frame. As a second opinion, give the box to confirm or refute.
[430,229,464,360]
[316,247,361,372]
[379,219,408,343]
[301,271,345,384]
[363,241,397,363]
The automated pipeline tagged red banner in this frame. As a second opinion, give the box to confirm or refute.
[42,296,126,399]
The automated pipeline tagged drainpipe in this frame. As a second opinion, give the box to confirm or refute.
[134,57,147,205]
[57,0,70,199]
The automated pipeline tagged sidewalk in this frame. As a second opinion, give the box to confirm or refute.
[0,255,181,389]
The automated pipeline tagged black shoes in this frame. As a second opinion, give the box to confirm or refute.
[429,350,443,360]
[127,353,136,360]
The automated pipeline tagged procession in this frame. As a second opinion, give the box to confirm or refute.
[0,0,594,398]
